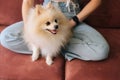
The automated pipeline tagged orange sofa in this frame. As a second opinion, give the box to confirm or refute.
[0,0,120,80]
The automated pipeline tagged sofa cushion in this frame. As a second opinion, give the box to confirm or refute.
[0,26,6,32]
[65,29,120,80]
[0,45,65,80]
[0,0,43,26]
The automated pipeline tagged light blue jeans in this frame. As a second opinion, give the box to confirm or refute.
[0,1,109,61]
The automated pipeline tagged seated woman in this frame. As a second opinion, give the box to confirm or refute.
[0,0,109,61]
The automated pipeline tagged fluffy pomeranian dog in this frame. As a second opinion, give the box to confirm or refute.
[23,3,72,65]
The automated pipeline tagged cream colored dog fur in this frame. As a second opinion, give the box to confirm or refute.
[23,3,72,65]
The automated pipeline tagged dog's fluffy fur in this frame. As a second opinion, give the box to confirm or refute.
[23,3,72,65]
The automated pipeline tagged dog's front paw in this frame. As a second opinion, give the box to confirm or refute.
[46,59,53,65]
[31,46,40,61]
[46,56,53,65]
[32,54,39,61]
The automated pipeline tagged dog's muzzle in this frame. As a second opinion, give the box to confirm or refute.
[46,25,59,34]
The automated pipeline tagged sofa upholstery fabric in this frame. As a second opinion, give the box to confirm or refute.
[0,44,65,80]
[0,0,120,80]
[0,0,43,25]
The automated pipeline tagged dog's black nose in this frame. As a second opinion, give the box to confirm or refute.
[54,25,58,29]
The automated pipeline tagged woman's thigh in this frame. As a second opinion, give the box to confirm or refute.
[0,21,32,54]
[64,23,110,61]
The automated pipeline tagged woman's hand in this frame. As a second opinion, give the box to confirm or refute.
[69,15,82,29]
[69,19,76,29]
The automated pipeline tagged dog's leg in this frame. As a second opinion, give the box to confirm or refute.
[32,46,40,61]
[46,55,53,65]
[22,0,34,24]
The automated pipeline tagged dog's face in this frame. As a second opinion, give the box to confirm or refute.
[45,18,59,34]
[32,3,69,35]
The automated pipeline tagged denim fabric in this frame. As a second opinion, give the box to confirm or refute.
[44,0,81,19]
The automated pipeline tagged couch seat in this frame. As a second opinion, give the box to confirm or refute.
[65,28,120,80]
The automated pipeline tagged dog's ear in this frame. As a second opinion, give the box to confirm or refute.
[35,4,44,15]
[46,2,55,9]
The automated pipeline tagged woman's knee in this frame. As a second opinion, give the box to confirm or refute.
[90,43,110,61]
[0,32,8,49]
[0,21,24,50]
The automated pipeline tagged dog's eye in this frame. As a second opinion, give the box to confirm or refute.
[46,21,51,26]
[55,19,57,23]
